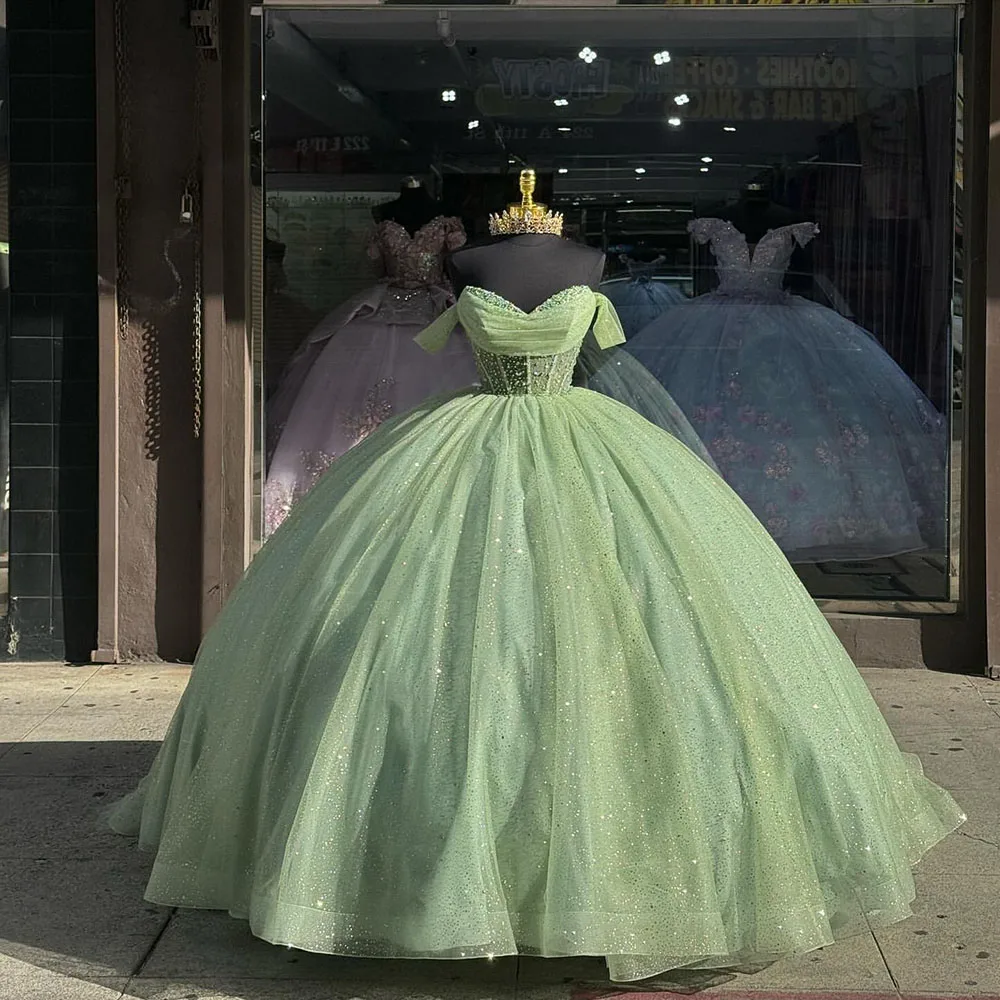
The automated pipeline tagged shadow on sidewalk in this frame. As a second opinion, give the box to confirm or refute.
[0,739,760,998]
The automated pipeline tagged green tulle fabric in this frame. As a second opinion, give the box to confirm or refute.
[110,285,964,982]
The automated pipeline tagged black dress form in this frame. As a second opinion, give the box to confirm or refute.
[721,190,801,243]
[446,234,606,313]
[374,182,444,235]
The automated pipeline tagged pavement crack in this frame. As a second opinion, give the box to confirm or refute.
[129,907,176,978]
[967,677,1000,721]
[958,830,1000,849]
[870,929,902,996]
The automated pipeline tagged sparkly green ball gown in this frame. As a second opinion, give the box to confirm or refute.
[110,284,963,982]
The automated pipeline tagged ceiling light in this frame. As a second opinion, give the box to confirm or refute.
[700,166,709,173]
[701,156,713,163]
[674,93,690,106]
[723,125,737,132]
[667,116,682,127]
[441,89,457,103]
[558,167,569,174]
[553,98,569,107]
[653,50,671,66]
[635,167,646,175]
[578,46,597,64]
[467,119,479,130]
[558,126,572,132]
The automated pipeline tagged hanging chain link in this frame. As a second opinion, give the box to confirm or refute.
[189,46,207,439]
[115,0,209,436]
[113,0,132,342]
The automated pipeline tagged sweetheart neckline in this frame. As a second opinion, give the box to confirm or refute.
[377,216,457,241]
[460,284,594,317]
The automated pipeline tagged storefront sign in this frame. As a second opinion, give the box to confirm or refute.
[638,55,858,90]
[469,123,597,144]
[632,53,861,122]
[493,57,611,101]
[293,135,371,154]
[663,87,860,122]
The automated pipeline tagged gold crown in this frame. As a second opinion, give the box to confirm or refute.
[488,169,564,237]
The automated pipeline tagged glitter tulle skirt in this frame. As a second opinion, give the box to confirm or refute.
[577,333,719,471]
[109,386,963,981]
[625,294,948,563]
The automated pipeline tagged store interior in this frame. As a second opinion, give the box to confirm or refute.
[256,4,963,605]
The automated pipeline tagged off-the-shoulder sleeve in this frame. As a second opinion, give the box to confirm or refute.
[414,304,459,354]
[443,217,467,252]
[687,217,729,245]
[789,222,820,247]
[593,293,627,349]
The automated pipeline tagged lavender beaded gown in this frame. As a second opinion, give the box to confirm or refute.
[264,217,478,535]
[626,219,947,563]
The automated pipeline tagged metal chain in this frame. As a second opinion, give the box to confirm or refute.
[115,0,208,435]
[190,44,207,439]
[113,0,132,342]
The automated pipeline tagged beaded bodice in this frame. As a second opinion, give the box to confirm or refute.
[367,216,466,290]
[415,285,626,396]
[690,218,818,299]
[473,346,579,395]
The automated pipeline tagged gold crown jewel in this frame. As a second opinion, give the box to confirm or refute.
[488,169,564,237]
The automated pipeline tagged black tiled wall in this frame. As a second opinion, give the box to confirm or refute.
[5,0,98,660]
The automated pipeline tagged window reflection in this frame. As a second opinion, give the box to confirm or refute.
[260,5,960,603]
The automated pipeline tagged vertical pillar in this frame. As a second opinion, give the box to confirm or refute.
[93,0,120,662]
[199,0,252,632]
[984,0,1000,678]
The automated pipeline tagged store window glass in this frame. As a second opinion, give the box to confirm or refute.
[259,4,962,605]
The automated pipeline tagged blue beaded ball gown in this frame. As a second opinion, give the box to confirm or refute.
[110,284,963,982]
[626,219,948,563]
[599,255,688,339]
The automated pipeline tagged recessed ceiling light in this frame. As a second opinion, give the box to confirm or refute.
[674,93,690,106]
[701,156,713,163]
[553,98,569,107]
[635,167,646,175]
[667,116,682,128]
[558,167,569,174]
[723,125,737,132]
[441,89,457,103]
[467,120,480,130]
[558,126,572,132]
[578,47,597,64]
[653,50,671,66]
[700,166,709,173]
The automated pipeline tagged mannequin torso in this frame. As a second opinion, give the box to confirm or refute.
[446,235,606,312]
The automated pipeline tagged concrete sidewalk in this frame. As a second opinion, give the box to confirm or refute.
[0,663,998,1000]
